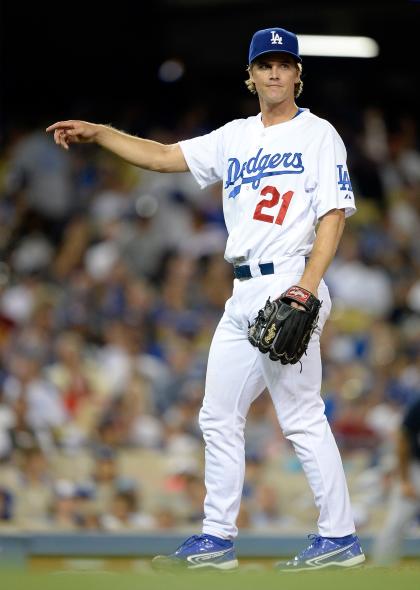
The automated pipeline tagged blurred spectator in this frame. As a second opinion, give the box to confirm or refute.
[5,130,75,227]
[72,482,101,530]
[117,374,164,449]
[325,232,394,317]
[153,506,178,529]
[86,446,122,514]
[3,348,67,452]
[8,447,53,529]
[183,473,206,523]
[242,453,265,500]
[47,331,111,447]
[100,488,156,531]
[373,398,420,565]
[0,487,13,522]
[0,390,15,459]
[117,195,172,280]
[48,479,79,530]
[251,484,289,530]
[177,204,227,259]
[244,392,279,459]
[153,335,204,413]
[161,462,205,524]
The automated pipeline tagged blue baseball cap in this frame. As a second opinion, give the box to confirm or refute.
[249,28,301,64]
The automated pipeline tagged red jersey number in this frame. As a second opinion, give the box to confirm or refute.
[253,186,294,225]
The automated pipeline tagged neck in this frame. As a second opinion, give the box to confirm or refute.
[260,99,299,127]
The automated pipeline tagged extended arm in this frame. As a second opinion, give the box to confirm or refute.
[297,208,346,296]
[45,120,188,173]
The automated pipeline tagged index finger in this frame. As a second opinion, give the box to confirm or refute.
[46,120,76,133]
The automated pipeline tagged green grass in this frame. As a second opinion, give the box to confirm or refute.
[1,564,420,590]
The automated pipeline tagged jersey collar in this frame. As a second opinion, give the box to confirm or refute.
[256,107,310,129]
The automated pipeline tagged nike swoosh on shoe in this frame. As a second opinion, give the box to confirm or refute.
[306,542,356,566]
[186,548,232,565]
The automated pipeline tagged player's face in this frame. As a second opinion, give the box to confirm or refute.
[250,54,300,105]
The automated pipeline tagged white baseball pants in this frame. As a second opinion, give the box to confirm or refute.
[199,259,355,539]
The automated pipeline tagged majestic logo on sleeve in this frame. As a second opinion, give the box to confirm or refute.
[225,148,304,198]
[337,164,353,191]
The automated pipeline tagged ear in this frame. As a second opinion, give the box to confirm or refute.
[248,65,255,83]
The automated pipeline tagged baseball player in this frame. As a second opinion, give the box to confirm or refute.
[47,27,365,571]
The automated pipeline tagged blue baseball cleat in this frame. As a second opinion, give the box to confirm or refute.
[151,534,238,571]
[276,534,365,572]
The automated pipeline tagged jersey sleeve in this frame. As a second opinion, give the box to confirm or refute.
[313,127,357,219]
[178,126,225,189]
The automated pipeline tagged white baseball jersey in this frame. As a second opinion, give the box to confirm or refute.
[179,108,356,264]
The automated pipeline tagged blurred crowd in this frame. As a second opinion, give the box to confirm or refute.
[0,106,419,534]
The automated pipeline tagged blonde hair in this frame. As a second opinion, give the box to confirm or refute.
[245,61,303,98]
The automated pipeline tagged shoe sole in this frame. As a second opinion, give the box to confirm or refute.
[277,553,366,572]
[152,555,239,571]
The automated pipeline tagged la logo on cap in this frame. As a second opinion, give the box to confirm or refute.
[270,31,283,45]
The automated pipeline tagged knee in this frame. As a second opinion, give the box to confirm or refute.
[199,404,228,432]
[280,412,329,440]
[198,404,245,441]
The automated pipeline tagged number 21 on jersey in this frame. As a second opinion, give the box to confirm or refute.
[253,186,294,225]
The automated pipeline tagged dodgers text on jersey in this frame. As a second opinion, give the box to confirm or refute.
[225,148,304,198]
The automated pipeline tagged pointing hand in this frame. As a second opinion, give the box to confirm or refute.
[46,120,99,150]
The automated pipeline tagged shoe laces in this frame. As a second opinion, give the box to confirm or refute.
[178,534,207,550]
[297,534,323,559]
